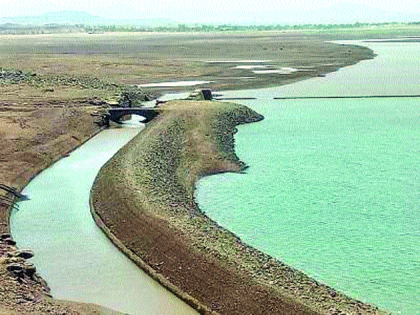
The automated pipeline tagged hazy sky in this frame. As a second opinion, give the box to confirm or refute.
[1,0,419,24]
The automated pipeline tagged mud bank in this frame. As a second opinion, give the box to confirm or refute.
[0,104,126,314]
[91,100,386,315]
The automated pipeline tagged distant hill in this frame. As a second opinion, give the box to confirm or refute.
[0,11,175,27]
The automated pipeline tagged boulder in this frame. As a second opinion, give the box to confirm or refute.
[186,89,213,101]
[6,263,23,272]
[23,262,36,278]
[6,262,37,278]
[15,249,34,260]
[89,98,106,106]
[0,233,11,240]
[7,263,25,277]
[4,238,16,246]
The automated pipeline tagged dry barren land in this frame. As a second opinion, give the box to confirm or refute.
[0,31,375,94]
[0,30,386,314]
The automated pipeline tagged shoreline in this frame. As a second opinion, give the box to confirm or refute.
[0,105,125,314]
[91,100,386,315]
[88,188,214,314]
[0,34,378,314]
[4,126,104,232]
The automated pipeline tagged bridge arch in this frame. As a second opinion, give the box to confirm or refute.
[107,107,159,124]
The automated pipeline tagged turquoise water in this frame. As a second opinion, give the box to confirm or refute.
[196,41,420,314]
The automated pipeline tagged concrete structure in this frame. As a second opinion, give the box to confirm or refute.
[107,107,159,124]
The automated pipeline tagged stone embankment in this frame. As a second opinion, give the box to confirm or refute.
[91,100,387,315]
[0,233,121,314]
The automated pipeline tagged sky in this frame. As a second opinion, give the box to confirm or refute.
[0,0,419,25]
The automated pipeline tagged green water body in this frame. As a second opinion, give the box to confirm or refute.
[196,41,420,314]
[11,118,197,315]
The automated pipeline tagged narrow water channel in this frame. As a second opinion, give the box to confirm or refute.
[11,117,197,315]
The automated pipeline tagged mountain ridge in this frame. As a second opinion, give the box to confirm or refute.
[0,11,174,27]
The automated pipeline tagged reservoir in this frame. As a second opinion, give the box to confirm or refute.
[9,39,419,314]
[196,40,420,314]
[11,118,197,315]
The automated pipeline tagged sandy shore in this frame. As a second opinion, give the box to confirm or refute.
[91,100,386,315]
